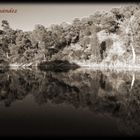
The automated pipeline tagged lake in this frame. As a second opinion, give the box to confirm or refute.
[0,68,140,137]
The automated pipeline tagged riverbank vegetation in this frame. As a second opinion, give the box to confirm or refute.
[0,4,140,68]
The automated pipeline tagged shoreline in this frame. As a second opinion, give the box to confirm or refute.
[7,62,140,71]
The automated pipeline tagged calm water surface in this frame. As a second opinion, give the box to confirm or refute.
[0,68,140,137]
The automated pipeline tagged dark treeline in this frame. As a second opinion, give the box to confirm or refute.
[1,5,140,66]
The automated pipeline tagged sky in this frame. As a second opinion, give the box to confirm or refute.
[0,3,131,31]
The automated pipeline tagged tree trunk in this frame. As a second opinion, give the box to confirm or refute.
[131,43,136,64]
[130,16,136,64]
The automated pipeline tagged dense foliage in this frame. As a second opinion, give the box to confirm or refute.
[0,4,140,66]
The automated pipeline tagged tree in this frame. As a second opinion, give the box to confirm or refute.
[1,20,10,31]
[31,24,47,43]
[89,12,103,26]
[90,32,101,63]
[129,9,140,64]
[129,16,136,64]
[123,9,140,64]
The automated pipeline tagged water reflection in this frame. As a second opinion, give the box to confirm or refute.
[0,68,140,136]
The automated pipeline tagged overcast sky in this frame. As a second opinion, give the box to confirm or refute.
[0,3,131,31]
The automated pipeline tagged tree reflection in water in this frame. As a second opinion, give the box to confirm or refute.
[0,68,140,135]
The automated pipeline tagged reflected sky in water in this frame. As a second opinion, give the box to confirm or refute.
[0,68,140,137]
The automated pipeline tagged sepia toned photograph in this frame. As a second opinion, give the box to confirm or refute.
[0,2,140,137]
